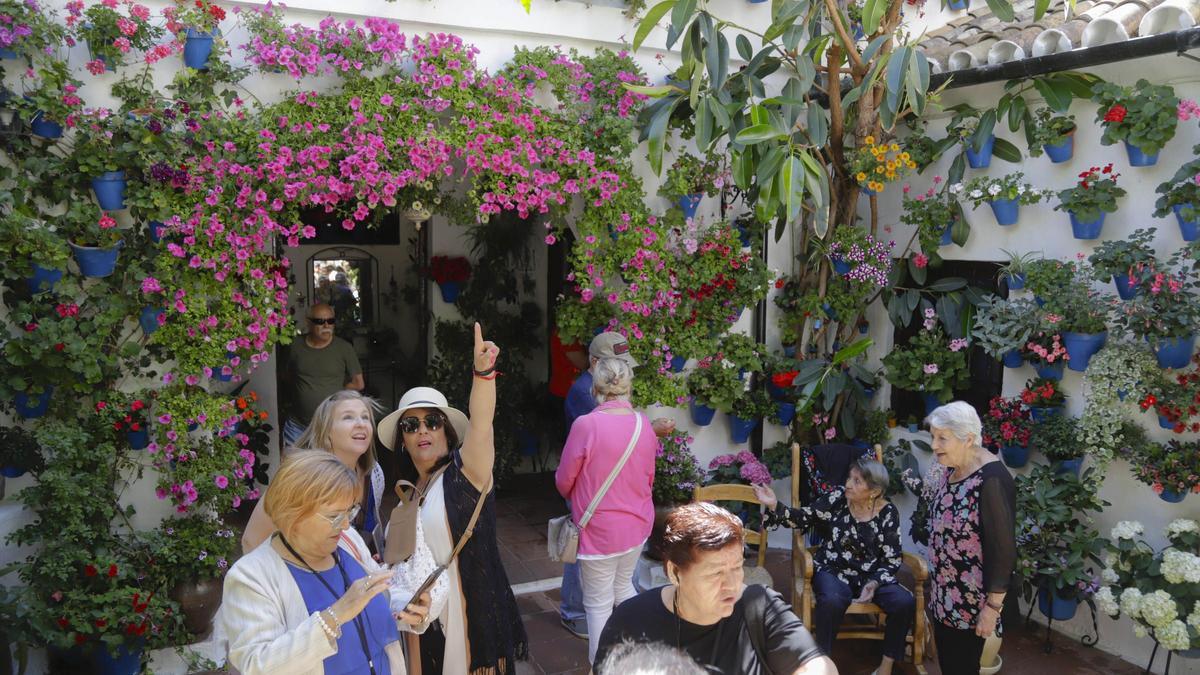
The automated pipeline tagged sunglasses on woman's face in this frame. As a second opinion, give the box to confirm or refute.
[400,413,445,434]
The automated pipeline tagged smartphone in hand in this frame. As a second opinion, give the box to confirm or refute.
[404,564,446,610]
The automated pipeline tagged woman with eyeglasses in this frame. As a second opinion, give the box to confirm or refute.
[242,390,388,555]
[378,323,527,674]
[221,451,435,675]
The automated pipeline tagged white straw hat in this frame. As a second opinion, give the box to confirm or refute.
[377,387,469,450]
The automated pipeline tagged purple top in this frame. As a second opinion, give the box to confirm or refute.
[555,400,656,556]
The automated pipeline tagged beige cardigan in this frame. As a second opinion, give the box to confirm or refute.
[221,527,420,675]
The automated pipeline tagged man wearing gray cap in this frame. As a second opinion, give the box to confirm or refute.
[559,331,675,639]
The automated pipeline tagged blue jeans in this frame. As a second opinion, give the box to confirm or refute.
[812,570,915,660]
[559,499,585,622]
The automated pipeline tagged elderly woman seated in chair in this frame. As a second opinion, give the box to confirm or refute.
[754,458,913,675]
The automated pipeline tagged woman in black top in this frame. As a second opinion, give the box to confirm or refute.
[920,401,1017,675]
[755,458,914,675]
[594,502,836,675]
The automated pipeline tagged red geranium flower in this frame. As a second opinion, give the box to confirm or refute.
[1104,104,1127,123]
[84,564,97,577]
[107,564,118,577]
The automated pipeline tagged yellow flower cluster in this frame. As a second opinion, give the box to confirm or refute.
[853,136,917,193]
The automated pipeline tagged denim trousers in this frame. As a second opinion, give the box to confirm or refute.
[559,498,585,622]
[811,569,915,661]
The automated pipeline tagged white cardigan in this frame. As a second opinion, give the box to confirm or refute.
[221,526,444,675]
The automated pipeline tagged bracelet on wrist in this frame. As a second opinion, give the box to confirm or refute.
[473,366,496,378]
[986,600,1004,611]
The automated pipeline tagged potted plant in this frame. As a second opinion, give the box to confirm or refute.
[150,513,237,635]
[166,0,226,69]
[1091,79,1179,166]
[62,203,124,278]
[1044,261,1111,371]
[729,385,773,444]
[1055,165,1127,240]
[1024,257,1074,305]
[0,0,62,59]
[1123,430,1200,503]
[428,254,471,302]
[70,110,141,210]
[996,249,1037,290]
[982,396,1034,467]
[1015,465,1109,621]
[93,394,153,450]
[1153,146,1200,241]
[881,309,970,411]
[848,134,915,195]
[1097,518,1200,652]
[0,425,44,478]
[972,295,1038,367]
[647,430,702,560]
[0,212,71,293]
[1083,342,1161,405]
[951,172,1049,226]
[1030,413,1086,475]
[1025,107,1077,163]
[825,226,894,281]
[19,61,83,139]
[704,450,773,526]
[947,107,997,168]
[1140,357,1200,432]
[68,0,163,72]
[1022,328,1070,381]
[1020,376,1066,421]
[1087,228,1157,300]
[1114,262,1199,369]
[659,153,720,218]
[900,179,962,252]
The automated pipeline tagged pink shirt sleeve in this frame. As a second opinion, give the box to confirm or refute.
[556,416,591,500]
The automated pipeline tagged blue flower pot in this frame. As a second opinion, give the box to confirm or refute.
[184,28,216,69]
[832,258,852,275]
[213,364,233,382]
[26,264,63,293]
[0,48,17,59]
[670,355,687,372]
[736,223,752,247]
[14,387,53,419]
[862,185,878,196]
[939,221,954,246]
[1043,134,1074,163]
[852,22,865,40]
[1029,405,1061,422]
[1069,211,1106,240]
[1006,272,1025,290]
[1123,140,1159,167]
[1173,204,1199,242]
[988,198,1019,225]
[1062,331,1107,372]
[30,114,63,139]
[127,428,150,450]
[517,429,538,456]
[775,402,796,426]
[1034,296,1045,307]
[70,241,123,278]
[947,0,968,8]
[729,416,758,444]
[1117,388,1128,402]
[907,423,919,433]
[965,134,995,168]
[1160,488,1186,503]
[1038,587,1079,621]
[689,400,716,427]
[858,323,869,335]
[139,306,162,335]
[923,393,941,416]
[783,345,797,358]
[1,466,27,478]
[93,641,142,675]
[822,303,838,321]
[1002,350,1024,368]
[1152,335,1196,369]
[1159,415,1176,430]
[1034,361,1065,381]
[1113,273,1139,300]
[149,220,165,243]
[92,170,128,210]
[1054,457,1083,476]
[438,281,462,303]
[1000,445,1029,468]
[767,382,789,401]
[677,193,702,220]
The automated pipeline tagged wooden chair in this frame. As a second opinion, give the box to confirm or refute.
[789,442,929,674]
[692,483,773,588]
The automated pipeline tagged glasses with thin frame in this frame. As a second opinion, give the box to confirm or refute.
[400,413,445,434]
[318,504,361,529]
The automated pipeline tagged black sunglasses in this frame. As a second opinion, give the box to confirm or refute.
[308,317,336,325]
[400,413,445,434]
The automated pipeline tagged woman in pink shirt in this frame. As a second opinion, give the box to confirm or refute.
[555,357,657,665]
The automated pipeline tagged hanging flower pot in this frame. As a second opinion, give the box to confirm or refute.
[735,222,752,247]
[988,198,1019,225]
[1151,335,1196,369]
[1037,587,1079,621]
[1002,350,1024,368]
[1158,488,1186,503]
[965,134,995,169]
[126,427,150,450]
[729,416,758,444]
[0,48,17,59]
[26,263,63,293]
[1061,331,1107,372]
[70,240,124,278]
[14,387,53,419]
[92,640,143,675]
[1,465,27,478]
[437,280,462,303]
[922,393,941,416]
[148,220,166,243]
[1043,132,1075,163]
[782,344,797,358]
[30,112,63,139]
[1158,415,1175,430]
[1122,140,1159,167]
[1112,273,1139,300]
[183,28,217,69]
[689,399,716,426]
[947,0,968,9]
[939,221,954,247]
[669,355,687,372]
[1029,405,1061,423]
[91,170,128,210]
[1005,272,1025,290]
[139,306,162,335]
[775,402,796,426]
[1068,211,1106,240]
[1053,457,1083,476]
[1000,445,1029,468]
[677,193,702,220]
[831,257,852,275]
[1034,361,1065,381]
[1173,204,1198,242]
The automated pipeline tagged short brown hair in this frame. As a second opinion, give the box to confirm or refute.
[662,502,744,572]
[264,451,362,538]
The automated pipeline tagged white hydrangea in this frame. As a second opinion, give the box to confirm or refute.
[1138,590,1178,629]
[1157,619,1193,651]
[1162,549,1200,585]
[1112,521,1144,541]
[720,359,735,369]
[1188,601,1200,628]
[1120,587,1144,619]
[1166,518,1199,539]
[1134,624,1149,639]
[1102,566,1119,584]
[1094,586,1120,617]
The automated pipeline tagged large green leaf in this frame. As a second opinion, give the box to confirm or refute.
[736,33,753,61]
[1007,94,1026,132]
[833,338,873,364]
[779,155,805,223]
[983,0,1015,20]
[972,109,996,151]
[694,98,713,150]
[805,104,829,147]
[732,150,753,190]
[736,123,786,144]
[992,137,1022,162]
[1032,77,1072,113]
[862,0,887,36]
[927,277,968,292]
[622,83,677,97]
[669,0,698,50]
[644,95,683,174]
[757,145,787,186]
[800,152,829,237]
[633,0,676,51]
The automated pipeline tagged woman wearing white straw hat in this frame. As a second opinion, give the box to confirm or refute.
[378,323,527,674]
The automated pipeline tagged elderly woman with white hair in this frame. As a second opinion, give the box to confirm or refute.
[922,401,1016,675]
[556,356,658,665]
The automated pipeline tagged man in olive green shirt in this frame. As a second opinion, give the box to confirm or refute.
[281,303,363,448]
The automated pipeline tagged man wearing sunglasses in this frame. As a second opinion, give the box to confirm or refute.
[281,303,365,449]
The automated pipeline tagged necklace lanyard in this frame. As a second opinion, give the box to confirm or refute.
[673,588,726,666]
[279,534,378,675]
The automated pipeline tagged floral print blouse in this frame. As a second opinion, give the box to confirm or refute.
[765,487,902,591]
[927,461,1016,632]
